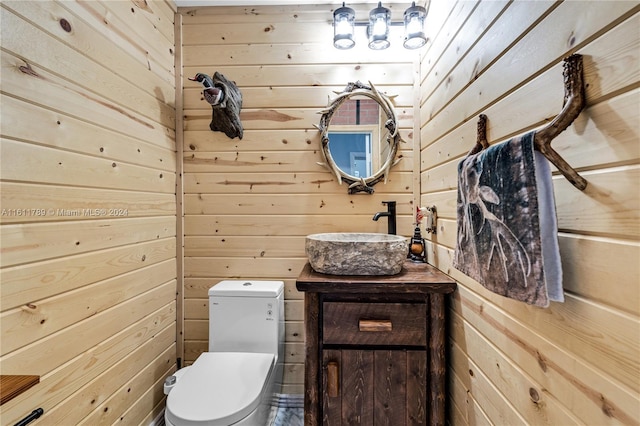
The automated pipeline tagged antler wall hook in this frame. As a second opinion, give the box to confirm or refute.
[535,54,587,190]
[467,114,489,157]
[474,54,588,190]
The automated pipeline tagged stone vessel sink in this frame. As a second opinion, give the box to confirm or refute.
[305,233,408,276]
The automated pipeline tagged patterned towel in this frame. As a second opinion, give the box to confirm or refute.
[453,131,563,308]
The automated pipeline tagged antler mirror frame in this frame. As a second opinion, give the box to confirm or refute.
[315,81,403,194]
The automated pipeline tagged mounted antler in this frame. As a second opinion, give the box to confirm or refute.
[472,54,588,190]
[534,54,587,190]
[467,114,489,157]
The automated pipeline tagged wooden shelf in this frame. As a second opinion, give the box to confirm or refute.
[1,375,40,405]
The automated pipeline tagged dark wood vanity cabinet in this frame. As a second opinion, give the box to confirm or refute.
[296,262,456,426]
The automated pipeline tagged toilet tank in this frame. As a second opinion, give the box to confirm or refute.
[208,280,284,357]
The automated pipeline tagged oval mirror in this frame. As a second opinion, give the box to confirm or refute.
[316,81,402,194]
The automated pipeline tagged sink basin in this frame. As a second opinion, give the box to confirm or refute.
[305,233,408,276]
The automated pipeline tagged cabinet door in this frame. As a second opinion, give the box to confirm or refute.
[322,349,427,425]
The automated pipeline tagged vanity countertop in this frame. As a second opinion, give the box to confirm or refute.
[296,261,456,294]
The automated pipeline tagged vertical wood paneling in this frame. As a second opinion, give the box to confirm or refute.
[341,350,374,425]
[406,350,427,424]
[419,2,640,424]
[180,4,417,392]
[374,350,406,424]
[0,1,177,425]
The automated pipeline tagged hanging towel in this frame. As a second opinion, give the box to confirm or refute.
[453,131,563,308]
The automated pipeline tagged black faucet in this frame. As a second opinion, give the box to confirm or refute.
[372,201,397,234]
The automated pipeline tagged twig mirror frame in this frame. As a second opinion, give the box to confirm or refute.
[315,81,403,194]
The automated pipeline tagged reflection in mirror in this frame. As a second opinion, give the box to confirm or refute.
[316,81,402,194]
[328,96,381,178]
[328,131,374,178]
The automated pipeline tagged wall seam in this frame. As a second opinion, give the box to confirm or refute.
[174,11,185,364]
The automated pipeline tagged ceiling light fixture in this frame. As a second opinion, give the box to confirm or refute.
[332,1,428,50]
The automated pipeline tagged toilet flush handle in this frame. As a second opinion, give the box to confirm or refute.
[163,365,191,395]
[164,375,177,395]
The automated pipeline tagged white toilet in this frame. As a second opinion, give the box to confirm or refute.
[164,280,285,426]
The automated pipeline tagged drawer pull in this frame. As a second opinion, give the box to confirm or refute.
[327,361,339,397]
[359,319,393,332]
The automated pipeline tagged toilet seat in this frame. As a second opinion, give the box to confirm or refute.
[165,352,274,426]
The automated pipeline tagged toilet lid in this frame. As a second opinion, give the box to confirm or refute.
[166,352,274,426]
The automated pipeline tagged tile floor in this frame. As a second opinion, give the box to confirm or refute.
[268,394,304,426]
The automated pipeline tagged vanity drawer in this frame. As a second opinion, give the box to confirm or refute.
[323,302,427,346]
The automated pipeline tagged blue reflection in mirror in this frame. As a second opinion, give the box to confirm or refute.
[328,132,373,177]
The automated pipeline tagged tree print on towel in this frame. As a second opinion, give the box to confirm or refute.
[453,132,549,307]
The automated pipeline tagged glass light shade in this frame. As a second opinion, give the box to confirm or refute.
[403,2,427,49]
[368,2,390,50]
[333,3,356,49]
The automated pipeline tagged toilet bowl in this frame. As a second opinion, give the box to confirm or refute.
[164,280,284,426]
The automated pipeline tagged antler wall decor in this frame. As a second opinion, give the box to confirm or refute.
[471,54,588,190]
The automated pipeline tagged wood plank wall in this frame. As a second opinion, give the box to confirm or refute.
[418,1,640,424]
[179,3,420,393]
[0,1,177,424]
